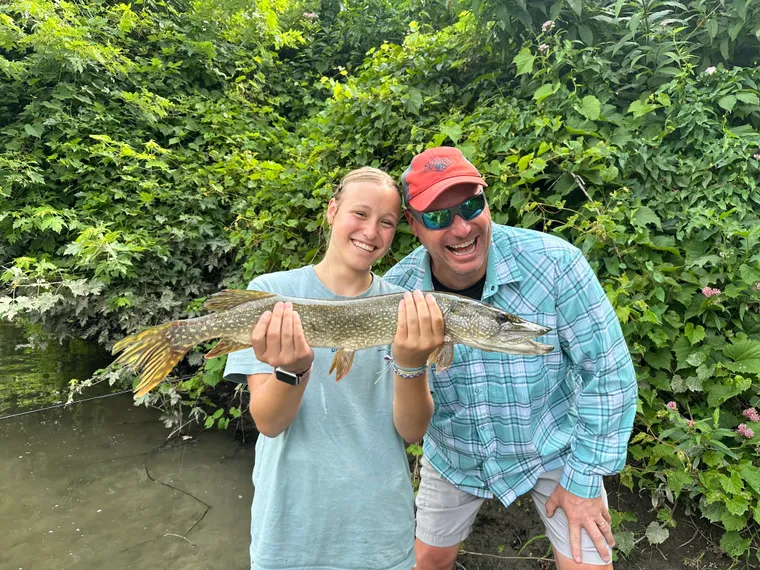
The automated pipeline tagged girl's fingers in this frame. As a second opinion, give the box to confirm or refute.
[281,302,295,353]
[412,290,432,335]
[396,297,408,341]
[404,291,420,339]
[426,294,445,340]
[251,311,272,355]
[265,302,285,357]
[292,311,311,358]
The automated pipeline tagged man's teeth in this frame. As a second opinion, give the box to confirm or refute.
[352,240,376,252]
[448,238,477,254]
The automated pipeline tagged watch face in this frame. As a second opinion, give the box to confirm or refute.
[275,369,299,385]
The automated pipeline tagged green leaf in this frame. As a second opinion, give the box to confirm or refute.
[720,512,747,532]
[565,0,582,17]
[738,463,760,494]
[632,205,661,228]
[706,376,752,408]
[720,531,751,557]
[645,348,672,370]
[513,48,535,77]
[645,522,669,545]
[684,323,705,345]
[723,340,760,374]
[613,530,635,556]
[718,95,736,112]
[441,124,463,144]
[575,95,601,121]
[627,100,656,118]
[24,123,43,138]
[406,88,423,114]
[533,83,558,103]
[718,471,744,494]
[736,91,759,105]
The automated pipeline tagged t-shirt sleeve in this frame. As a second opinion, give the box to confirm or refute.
[223,278,273,384]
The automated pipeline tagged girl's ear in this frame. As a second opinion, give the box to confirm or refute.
[326,198,338,225]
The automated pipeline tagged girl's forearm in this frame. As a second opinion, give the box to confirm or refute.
[392,373,434,443]
[249,374,309,437]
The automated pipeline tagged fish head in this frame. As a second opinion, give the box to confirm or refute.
[445,298,551,352]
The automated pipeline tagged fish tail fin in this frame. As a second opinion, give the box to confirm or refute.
[112,322,193,397]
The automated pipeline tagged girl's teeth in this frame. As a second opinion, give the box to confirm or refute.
[352,240,375,252]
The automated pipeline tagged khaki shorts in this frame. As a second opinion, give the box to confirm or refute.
[415,457,611,565]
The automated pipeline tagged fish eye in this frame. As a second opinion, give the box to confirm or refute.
[496,313,510,325]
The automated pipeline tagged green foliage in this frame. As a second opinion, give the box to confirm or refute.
[2,0,760,560]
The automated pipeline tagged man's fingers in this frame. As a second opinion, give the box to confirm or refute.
[597,518,615,548]
[251,311,272,354]
[545,497,557,518]
[585,520,611,563]
[569,527,583,564]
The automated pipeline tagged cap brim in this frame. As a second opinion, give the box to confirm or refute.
[408,176,487,211]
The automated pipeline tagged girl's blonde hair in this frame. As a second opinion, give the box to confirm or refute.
[333,166,399,201]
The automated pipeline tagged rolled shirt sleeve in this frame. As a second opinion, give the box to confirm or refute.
[555,250,638,499]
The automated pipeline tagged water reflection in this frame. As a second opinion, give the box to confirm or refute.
[0,322,254,569]
[0,322,113,415]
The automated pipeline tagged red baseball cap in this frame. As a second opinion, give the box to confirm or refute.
[401,147,487,211]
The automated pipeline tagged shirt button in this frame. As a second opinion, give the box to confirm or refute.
[474,388,480,393]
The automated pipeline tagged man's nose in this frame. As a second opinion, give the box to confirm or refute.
[449,214,472,237]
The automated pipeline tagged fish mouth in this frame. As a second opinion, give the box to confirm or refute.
[445,236,479,256]
[351,239,377,253]
[497,321,551,344]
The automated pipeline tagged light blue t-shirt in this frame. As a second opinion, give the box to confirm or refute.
[224,266,415,570]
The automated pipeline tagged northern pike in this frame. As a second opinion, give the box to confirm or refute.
[113,289,553,397]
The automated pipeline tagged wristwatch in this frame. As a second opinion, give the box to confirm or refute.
[274,366,312,386]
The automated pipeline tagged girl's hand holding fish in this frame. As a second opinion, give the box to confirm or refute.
[392,290,445,369]
[250,301,314,375]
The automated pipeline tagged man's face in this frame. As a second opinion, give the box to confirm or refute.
[407,183,492,290]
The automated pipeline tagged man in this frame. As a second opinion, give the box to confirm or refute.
[384,147,637,570]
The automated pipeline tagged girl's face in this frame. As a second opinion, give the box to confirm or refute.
[326,181,401,273]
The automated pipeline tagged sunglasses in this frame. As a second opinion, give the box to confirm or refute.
[408,192,486,230]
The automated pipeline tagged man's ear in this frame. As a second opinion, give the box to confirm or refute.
[327,198,338,225]
[404,210,419,237]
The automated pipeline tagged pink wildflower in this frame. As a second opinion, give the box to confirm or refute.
[737,424,755,438]
[687,419,695,428]
[754,154,760,160]
[302,12,318,20]
[702,286,721,297]
[756,282,760,290]
[542,20,555,32]
[539,43,550,54]
[743,408,760,422]
[666,401,677,411]
[705,66,717,75]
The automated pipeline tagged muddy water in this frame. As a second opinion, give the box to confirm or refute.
[0,323,254,570]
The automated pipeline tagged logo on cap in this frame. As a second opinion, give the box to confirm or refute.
[423,157,454,173]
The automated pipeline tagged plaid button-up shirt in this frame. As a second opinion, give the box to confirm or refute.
[384,223,637,505]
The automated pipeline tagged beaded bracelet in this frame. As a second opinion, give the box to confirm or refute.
[384,355,428,379]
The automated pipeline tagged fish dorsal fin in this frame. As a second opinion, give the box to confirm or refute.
[204,289,276,312]
[204,338,252,360]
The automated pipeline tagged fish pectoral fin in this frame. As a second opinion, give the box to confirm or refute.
[427,342,455,372]
[329,348,356,382]
[204,338,251,359]
[203,289,276,312]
